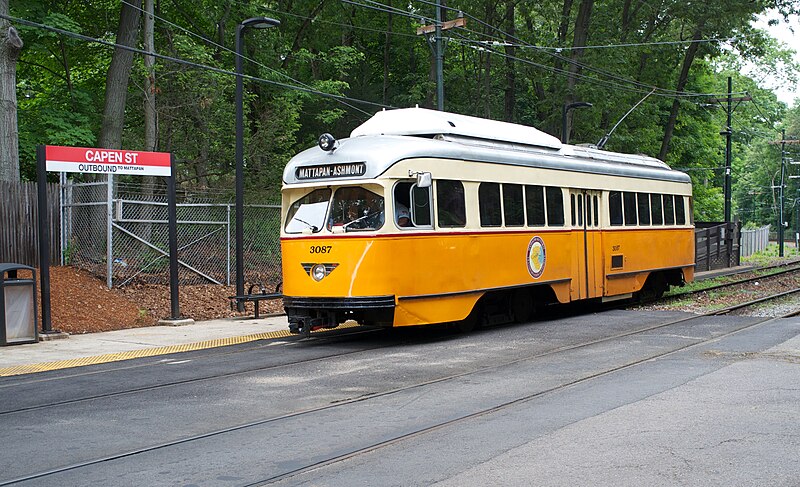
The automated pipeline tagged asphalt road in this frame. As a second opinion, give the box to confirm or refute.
[1,308,798,486]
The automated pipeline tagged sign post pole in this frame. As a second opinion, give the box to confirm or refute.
[166,153,180,320]
[36,145,54,334]
[106,173,114,289]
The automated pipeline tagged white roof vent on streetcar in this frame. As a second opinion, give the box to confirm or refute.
[351,107,563,151]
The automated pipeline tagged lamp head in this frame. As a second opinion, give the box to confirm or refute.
[567,102,593,110]
[318,133,338,152]
[240,17,281,30]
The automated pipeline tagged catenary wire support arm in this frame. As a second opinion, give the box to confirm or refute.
[596,88,656,150]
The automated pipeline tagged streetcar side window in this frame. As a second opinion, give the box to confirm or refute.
[651,194,663,225]
[623,192,637,226]
[525,185,546,226]
[479,183,502,227]
[436,180,466,227]
[609,191,623,226]
[411,184,432,227]
[546,187,565,226]
[503,184,525,227]
[587,195,593,227]
[676,196,686,225]
[285,188,331,234]
[664,195,675,225]
[593,195,599,228]
[394,181,413,228]
[570,194,576,226]
[637,193,651,225]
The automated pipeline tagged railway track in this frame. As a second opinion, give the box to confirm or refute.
[0,326,389,415]
[672,260,800,298]
[3,291,798,486]
[5,262,800,417]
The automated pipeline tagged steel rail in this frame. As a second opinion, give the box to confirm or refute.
[0,302,781,486]
[0,327,384,414]
[249,312,789,485]
[670,260,800,298]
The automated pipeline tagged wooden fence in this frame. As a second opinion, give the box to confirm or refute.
[695,221,741,272]
[0,181,61,267]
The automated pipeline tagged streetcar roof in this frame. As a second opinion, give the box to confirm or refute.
[283,108,690,185]
[350,107,564,150]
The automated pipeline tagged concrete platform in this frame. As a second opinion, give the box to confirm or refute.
[0,315,291,376]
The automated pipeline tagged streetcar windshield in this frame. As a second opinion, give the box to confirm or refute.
[328,186,385,232]
[285,188,331,233]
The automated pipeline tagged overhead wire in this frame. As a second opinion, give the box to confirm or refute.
[121,0,374,116]
[257,4,419,38]
[449,31,708,101]
[341,0,434,24]
[406,0,744,100]
[2,13,392,112]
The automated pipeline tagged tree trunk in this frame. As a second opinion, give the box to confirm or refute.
[144,0,156,152]
[658,21,705,162]
[141,0,157,240]
[383,1,393,106]
[564,0,594,142]
[98,0,142,149]
[281,0,326,69]
[482,0,495,118]
[548,0,574,99]
[503,1,516,122]
[0,0,22,182]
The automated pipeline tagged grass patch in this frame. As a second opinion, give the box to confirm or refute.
[742,243,800,267]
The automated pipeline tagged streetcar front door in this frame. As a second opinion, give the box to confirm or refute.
[569,189,603,300]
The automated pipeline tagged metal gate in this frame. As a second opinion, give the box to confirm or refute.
[61,178,282,289]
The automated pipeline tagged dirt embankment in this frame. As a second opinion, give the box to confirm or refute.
[27,266,282,334]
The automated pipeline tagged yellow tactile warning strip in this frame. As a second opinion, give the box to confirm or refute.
[0,322,360,378]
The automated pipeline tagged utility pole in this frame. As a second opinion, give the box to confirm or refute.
[780,129,786,257]
[724,77,733,223]
[771,132,800,257]
[434,0,443,111]
[416,6,465,111]
[707,77,751,223]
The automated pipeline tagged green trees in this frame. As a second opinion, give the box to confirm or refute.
[6,0,799,219]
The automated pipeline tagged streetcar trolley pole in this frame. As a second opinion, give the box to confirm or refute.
[38,145,190,335]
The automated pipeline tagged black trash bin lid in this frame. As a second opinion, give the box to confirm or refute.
[0,263,35,279]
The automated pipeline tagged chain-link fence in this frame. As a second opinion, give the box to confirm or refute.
[62,177,282,290]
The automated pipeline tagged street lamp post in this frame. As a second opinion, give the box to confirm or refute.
[235,17,280,310]
[562,102,592,144]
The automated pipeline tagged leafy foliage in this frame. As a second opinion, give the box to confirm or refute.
[9,0,800,218]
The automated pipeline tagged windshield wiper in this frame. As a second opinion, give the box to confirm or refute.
[293,218,318,232]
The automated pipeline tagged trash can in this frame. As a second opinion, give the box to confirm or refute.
[0,263,38,345]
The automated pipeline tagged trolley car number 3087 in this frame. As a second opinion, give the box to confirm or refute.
[310,245,333,254]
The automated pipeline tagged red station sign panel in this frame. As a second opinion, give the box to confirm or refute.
[45,145,171,176]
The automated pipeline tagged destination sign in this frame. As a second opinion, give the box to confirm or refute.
[296,162,367,180]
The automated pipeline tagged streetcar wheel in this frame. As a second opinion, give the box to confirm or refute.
[512,289,535,323]
[455,305,481,333]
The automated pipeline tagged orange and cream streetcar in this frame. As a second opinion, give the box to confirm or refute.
[280,108,694,334]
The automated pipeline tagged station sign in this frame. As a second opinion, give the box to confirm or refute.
[45,145,171,176]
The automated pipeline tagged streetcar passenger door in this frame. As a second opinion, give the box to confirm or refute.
[569,189,603,300]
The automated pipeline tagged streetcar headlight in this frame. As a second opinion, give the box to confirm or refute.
[311,264,327,282]
[318,133,338,152]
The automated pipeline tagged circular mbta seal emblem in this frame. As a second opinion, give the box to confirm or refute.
[527,236,546,279]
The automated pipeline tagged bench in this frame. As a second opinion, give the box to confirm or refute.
[229,282,283,318]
